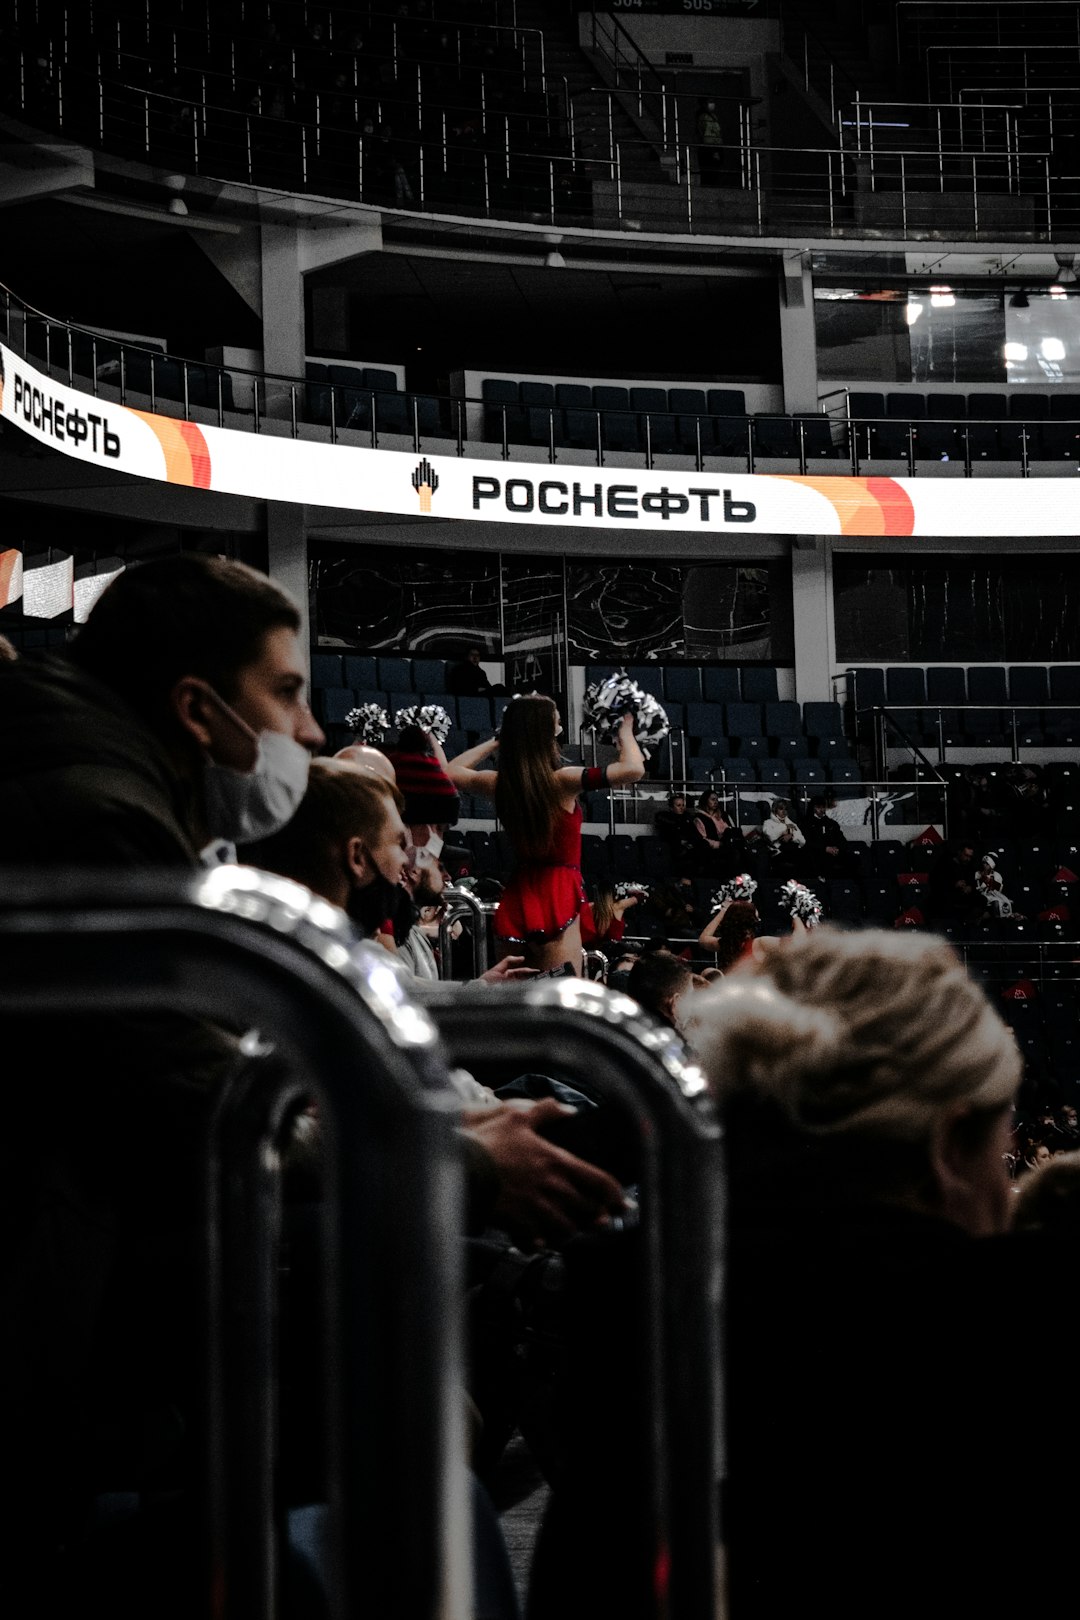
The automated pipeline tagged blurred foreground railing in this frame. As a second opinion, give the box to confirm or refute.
[0,867,469,1620]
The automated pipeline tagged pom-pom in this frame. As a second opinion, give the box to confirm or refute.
[712,873,758,910]
[614,881,649,902]
[345,702,389,743]
[781,879,823,927]
[581,671,670,760]
[394,703,453,744]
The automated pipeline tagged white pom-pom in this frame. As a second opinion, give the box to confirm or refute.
[394,703,452,744]
[614,881,649,901]
[781,879,823,927]
[712,873,758,910]
[581,671,670,760]
[345,702,389,743]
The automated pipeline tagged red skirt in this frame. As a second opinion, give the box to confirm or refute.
[494,863,586,944]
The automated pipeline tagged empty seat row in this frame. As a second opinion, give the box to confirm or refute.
[316,687,507,733]
[586,664,785,704]
[483,379,836,458]
[311,654,453,693]
[848,665,1080,742]
[847,392,1080,460]
[305,363,444,436]
[850,665,1080,705]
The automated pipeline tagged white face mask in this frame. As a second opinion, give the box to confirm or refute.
[201,691,311,843]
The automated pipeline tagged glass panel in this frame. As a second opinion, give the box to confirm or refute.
[834,554,1080,661]
[568,561,684,663]
[501,556,564,695]
[308,542,500,652]
[908,290,1004,384]
[1003,290,1080,386]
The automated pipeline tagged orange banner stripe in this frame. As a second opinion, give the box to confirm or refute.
[127,410,210,488]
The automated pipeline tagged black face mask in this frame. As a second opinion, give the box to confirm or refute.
[347,872,412,943]
[411,880,443,912]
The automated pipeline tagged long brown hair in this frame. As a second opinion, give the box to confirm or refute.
[494,695,565,859]
[591,881,616,936]
[713,900,759,972]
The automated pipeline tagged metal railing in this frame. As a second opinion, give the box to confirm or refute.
[12,282,1080,481]
[0,866,469,1620]
[865,702,1080,774]
[439,884,493,979]
[419,975,724,1620]
[585,9,675,154]
[5,40,1078,242]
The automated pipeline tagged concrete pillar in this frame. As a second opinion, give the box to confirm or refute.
[266,503,310,657]
[779,250,819,415]
[791,538,834,705]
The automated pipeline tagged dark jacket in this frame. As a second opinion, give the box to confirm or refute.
[0,653,237,1565]
[723,1100,1077,1618]
[0,652,200,865]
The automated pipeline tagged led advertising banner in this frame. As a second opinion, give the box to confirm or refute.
[4,341,1080,537]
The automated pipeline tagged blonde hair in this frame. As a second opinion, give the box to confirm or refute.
[691,927,1020,1143]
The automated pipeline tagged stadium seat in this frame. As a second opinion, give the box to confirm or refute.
[741,669,779,703]
[666,667,703,704]
[704,667,742,703]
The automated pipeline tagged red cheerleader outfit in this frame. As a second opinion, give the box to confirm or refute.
[495,766,604,945]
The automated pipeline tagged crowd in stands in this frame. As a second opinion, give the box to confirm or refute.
[2,554,1079,1615]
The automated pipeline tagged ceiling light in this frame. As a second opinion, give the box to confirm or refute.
[1054,252,1078,284]
[930,289,955,308]
[1050,284,1068,299]
[1009,290,1030,309]
[905,302,924,325]
[1004,341,1028,362]
[544,250,566,269]
[1042,337,1066,360]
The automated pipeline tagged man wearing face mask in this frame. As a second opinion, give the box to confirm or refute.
[0,553,324,1592]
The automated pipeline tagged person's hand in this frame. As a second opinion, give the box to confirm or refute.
[618,712,636,735]
[826,846,840,857]
[464,1099,626,1245]
[479,955,539,984]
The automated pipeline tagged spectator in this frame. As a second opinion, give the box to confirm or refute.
[447,643,500,696]
[761,798,805,876]
[690,927,1073,1618]
[626,952,694,1032]
[691,787,742,874]
[929,840,982,923]
[695,97,725,186]
[654,790,700,874]
[0,554,325,1590]
[802,794,852,882]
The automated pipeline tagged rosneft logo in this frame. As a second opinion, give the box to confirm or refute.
[412,457,439,512]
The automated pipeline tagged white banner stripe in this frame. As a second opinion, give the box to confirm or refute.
[5,342,1080,537]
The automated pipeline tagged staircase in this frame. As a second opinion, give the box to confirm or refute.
[512,0,673,187]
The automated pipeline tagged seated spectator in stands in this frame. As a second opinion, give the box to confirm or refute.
[1012,1149,1080,1235]
[690,928,1076,1618]
[0,554,326,1591]
[691,787,743,874]
[698,897,759,973]
[247,756,627,1236]
[761,798,805,876]
[654,790,700,873]
[626,952,694,1033]
[802,794,852,882]
[447,644,501,696]
[929,840,983,923]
